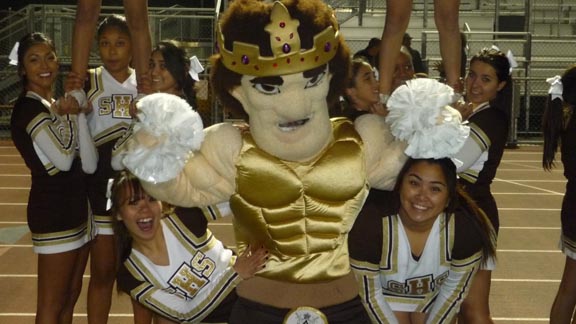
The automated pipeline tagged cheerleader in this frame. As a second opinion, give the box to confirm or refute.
[110,171,267,323]
[542,65,576,324]
[10,32,97,323]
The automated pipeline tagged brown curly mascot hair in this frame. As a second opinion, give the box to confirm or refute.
[210,0,350,118]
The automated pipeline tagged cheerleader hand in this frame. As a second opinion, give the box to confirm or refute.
[453,98,473,121]
[233,245,268,279]
[369,102,389,117]
[137,73,152,95]
[53,94,80,115]
[64,72,84,93]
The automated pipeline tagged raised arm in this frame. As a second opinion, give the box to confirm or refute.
[70,0,101,83]
[123,0,152,94]
[138,123,242,207]
[355,113,407,190]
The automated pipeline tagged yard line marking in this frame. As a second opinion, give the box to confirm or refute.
[493,192,561,195]
[494,179,566,183]
[498,249,560,253]
[501,161,542,170]
[492,278,560,283]
[0,244,32,247]
[0,187,29,190]
[493,178,564,195]
[491,318,549,321]
[497,169,562,172]
[499,208,560,211]
[499,226,559,230]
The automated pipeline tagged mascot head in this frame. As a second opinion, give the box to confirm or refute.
[211,0,350,161]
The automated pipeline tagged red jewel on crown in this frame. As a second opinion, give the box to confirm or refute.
[216,1,339,76]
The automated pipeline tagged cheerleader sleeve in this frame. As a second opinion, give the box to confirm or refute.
[424,210,486,323]
[118,261,242,323]
[452,124,485,173]
[453,109,508,173]
[29,111,78,171]
[350,259,399,324]
[77,112,98,174]
[348,194,398,324]
[424,252,481,323]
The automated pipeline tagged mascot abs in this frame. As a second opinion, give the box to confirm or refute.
[124,0,408,322]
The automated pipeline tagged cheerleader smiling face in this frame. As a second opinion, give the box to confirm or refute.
[231,65,333,162]
[116,181,163,244]
[465,60,506,106]
[22,43,59,96]
[149,50,179,95]
[398,160,450,230]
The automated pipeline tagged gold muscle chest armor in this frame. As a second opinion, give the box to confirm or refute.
[230,118,369,283]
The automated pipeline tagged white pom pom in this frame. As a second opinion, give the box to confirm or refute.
[385,78,469,159]
[123,93,204,183]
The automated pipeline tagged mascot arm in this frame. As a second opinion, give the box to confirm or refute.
[355,114,407,191]
[141,123,242,207]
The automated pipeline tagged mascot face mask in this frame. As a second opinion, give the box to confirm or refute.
[231,66,333,161]
[213,0,348,162]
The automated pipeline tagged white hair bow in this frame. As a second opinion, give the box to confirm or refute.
[188,56,204,81]
[506,50,518,75]
[490,45,518,75]
[8,42,19,66]
[546,75,563,101]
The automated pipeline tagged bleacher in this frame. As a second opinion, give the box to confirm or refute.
[0,1,573,141]
[334,0,575,140]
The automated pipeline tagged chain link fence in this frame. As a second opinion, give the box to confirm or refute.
[0,4,217,138]
[339,0,576,144]
[1,1,575,143]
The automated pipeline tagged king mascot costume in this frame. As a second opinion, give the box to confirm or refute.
[118,0,468,323]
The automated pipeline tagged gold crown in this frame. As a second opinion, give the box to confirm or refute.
[216,1,340,76]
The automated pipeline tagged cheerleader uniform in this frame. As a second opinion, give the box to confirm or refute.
[560,109,576,259]
[86,66,136,234]
[457,102,508,234]
[10,91,96,254]
[116,207,240,323]
[350,204,487,323]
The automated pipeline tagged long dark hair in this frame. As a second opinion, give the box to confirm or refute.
[16,32,56,97]
[542,65,576,170]
[151,41,197,108]
[393,158,496,262]
[468,48,513,118]
[109,170,159,276]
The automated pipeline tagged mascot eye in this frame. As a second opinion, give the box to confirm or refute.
[304,71,326,89]
[252,83,281,95]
